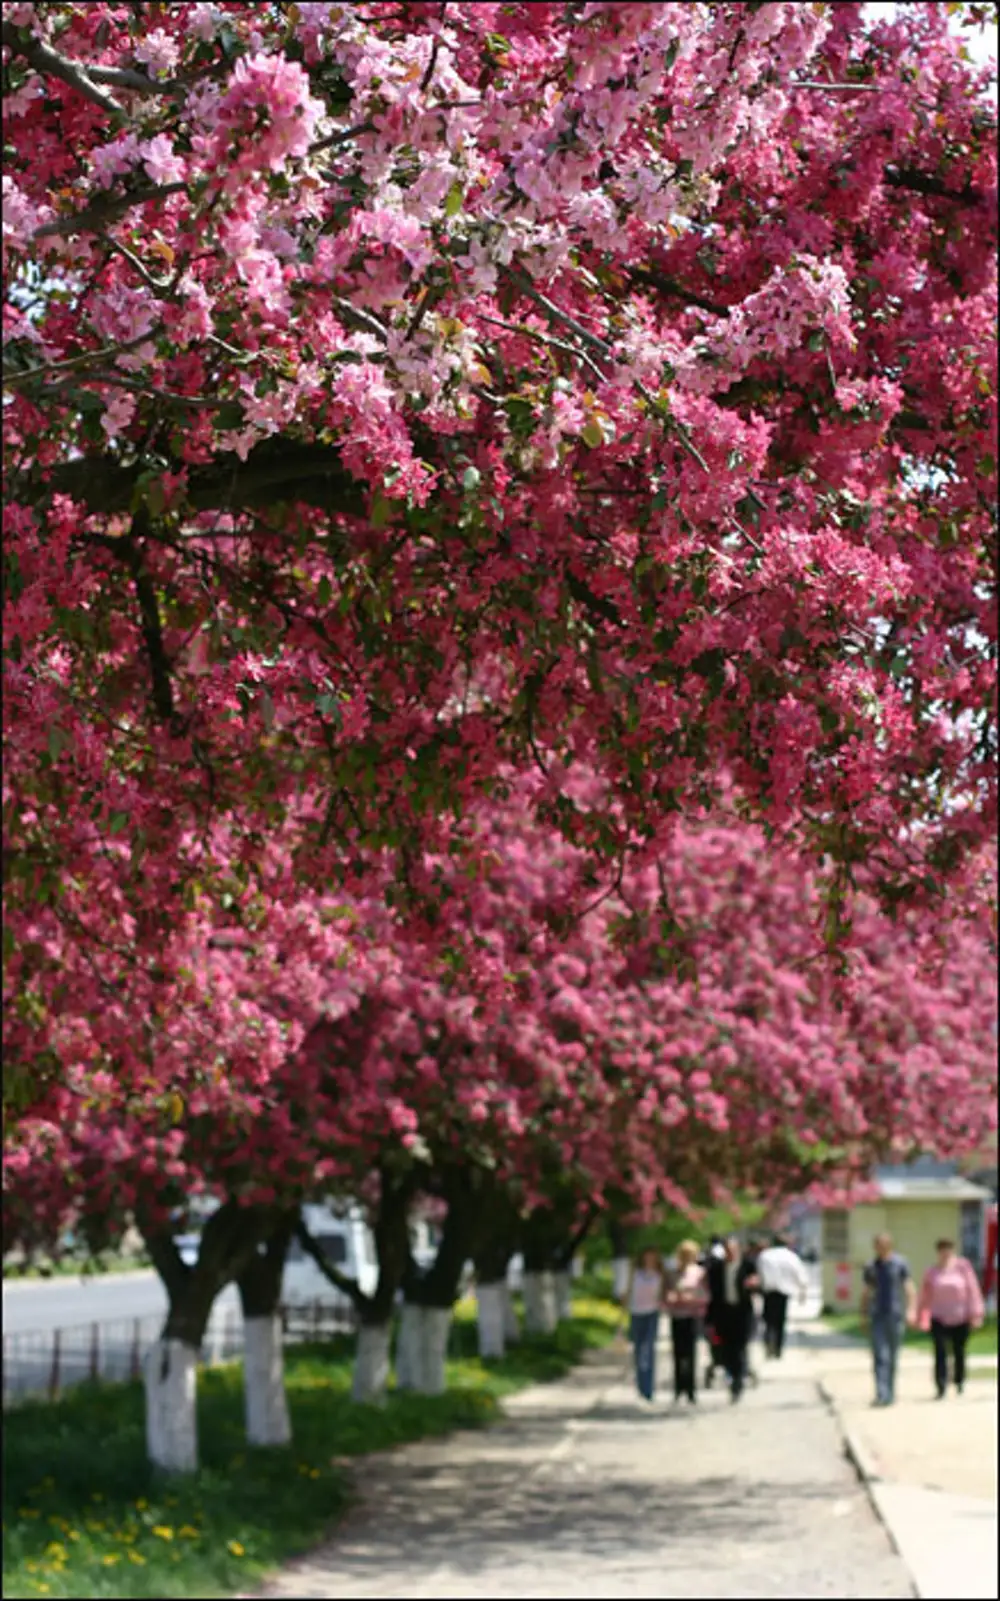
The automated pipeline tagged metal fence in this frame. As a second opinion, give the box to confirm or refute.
[2,1299,356,1409]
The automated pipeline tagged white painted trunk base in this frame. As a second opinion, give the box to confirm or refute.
[394,1300,422,1390]
[476,1281,506,1358]
[502,1282,520,1343]
[243,1315,291,1446]
[143,1338,198,1474]
[522,1270,557,1334]
[612,1255,631,1300]
[553,1269,573,1323]
[352,1321,391,1404]
[395,1303,452,1393]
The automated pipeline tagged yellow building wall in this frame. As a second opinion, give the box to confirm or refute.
[821,1199,965,1312]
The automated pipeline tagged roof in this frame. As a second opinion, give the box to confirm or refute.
[877,1177,992,1203]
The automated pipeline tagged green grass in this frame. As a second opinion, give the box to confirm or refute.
[821,1311,998,1355]
[3,1288,619,1600]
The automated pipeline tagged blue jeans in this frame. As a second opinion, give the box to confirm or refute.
[870,1313,904,1403]
[630,1311,659,1400]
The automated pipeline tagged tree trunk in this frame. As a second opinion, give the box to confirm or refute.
[352,1319,392,1404]
[522,1270,557,1334]
[502,1281,521,1344]
[553,1268,573,1323]
[237,1211,296,1448]
[476,1280,506,1358]
[394,1298,422,1390]
[242,1316,290,1446]
[613,1256,631,1300]
[140,1198,273,1473]
[143,1338,199,1474]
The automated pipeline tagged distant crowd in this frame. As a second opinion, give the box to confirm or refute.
[619,1230,985,1408]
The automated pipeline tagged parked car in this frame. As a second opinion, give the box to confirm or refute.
[281,1203,377,1309]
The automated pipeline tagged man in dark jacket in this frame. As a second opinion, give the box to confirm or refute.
[705,1235,759,1401]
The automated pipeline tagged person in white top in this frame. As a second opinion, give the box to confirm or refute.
[756,1234,809,1359]
[621,1247,666,1402]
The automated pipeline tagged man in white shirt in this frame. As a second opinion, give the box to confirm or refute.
[756,1234,809,1359]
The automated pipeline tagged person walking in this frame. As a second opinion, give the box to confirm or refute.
[664,1239,708,1404]
[705,1235,758,1402]
[756,1233,809,1359]
[701,1236,727,1389]
[621,1246,666,1403]
[917,1236,985,1398]
[861,1232,917,1406]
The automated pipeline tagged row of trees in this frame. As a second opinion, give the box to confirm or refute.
[5,779,995,1467]
[3,1,997,1473]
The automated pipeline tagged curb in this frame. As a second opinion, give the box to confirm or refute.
[817,1379,919,1600]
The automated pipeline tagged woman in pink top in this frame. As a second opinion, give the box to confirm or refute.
[918,1237,985,1398]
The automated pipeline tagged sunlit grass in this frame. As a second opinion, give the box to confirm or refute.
[3,1283,619,1599]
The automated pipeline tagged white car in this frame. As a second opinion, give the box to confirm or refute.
[281,1204,378,1309]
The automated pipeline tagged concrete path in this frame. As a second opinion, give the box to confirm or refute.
[791,1326,998,1601]
[249,1340,912,1600]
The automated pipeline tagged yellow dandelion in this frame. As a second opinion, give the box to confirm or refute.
[102,1554,121,1566]
[134,1498,149,1511]
[178,1524,200,1539]
[67,1529,81,1541]
[227,1539,246,1557]
[35,1586,51,1595]
[90,1491,104,1503]
[309,1468,320,1478]
[44,1542,66,1560]
[127,1550,147,1565]
[152,1525,175,1541]
[25,1561,38,1573]
[19,1507,41,1518]
[165,1494,178,1506]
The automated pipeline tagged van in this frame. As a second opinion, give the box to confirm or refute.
[281,1203,378,1309]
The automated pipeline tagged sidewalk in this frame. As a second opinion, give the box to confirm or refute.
[249,1335,911,1600]
[787,1326,998,1601]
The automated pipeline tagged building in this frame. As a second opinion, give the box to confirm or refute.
[812,1159,993,1313]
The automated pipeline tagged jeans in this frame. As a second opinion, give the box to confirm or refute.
[871,1313,904,1403]
[931,1320,970,1393]
[630,1310,659,1400]
[763,1291,789,1358]
[670,1316,697,1400]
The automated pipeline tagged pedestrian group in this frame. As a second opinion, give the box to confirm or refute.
[621,1231,810,1405]
[621,1228,987,1409]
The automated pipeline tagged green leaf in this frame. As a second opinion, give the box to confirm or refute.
[317,576,332,608]
[444,182,464,217]
[581,418,605,449]
[461,465,481,492]
[108,811,129,836]
[47,726,68,762]
[370,493,392,529]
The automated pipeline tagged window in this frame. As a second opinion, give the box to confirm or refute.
[316,1234,347,1266]
[960,1202,982,1266]
[823,1210,849,1260]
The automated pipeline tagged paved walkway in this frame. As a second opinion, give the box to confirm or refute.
[250,1338,913,1600]
[791,1326,998,1601]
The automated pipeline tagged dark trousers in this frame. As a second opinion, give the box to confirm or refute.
[715,1314,749,1397]
[630,1310,659,1400]
[671,1316,697,1400]
[931,1320,970,1393]
[763,1291,789,1358]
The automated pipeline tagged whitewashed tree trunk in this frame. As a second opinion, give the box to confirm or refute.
[417,1306,452,1395]
[394,1300,423,1390]
[143,1339,198,1474]
[352,1321,391,1404]
[523,1270,557,1334]
[612,1255,631,1301]
[502,1282,520,1343]
[476,1281,506,1358]
[243,1315,291,1446]
[553,1269,573,1323]
[571,1253,585,1279]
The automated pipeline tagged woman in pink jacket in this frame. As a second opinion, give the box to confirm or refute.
[917,1237,985,1398]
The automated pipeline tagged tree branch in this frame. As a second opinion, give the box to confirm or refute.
[294,1219,369,1313]
[119,513,175,721]
[883,165,983,205]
